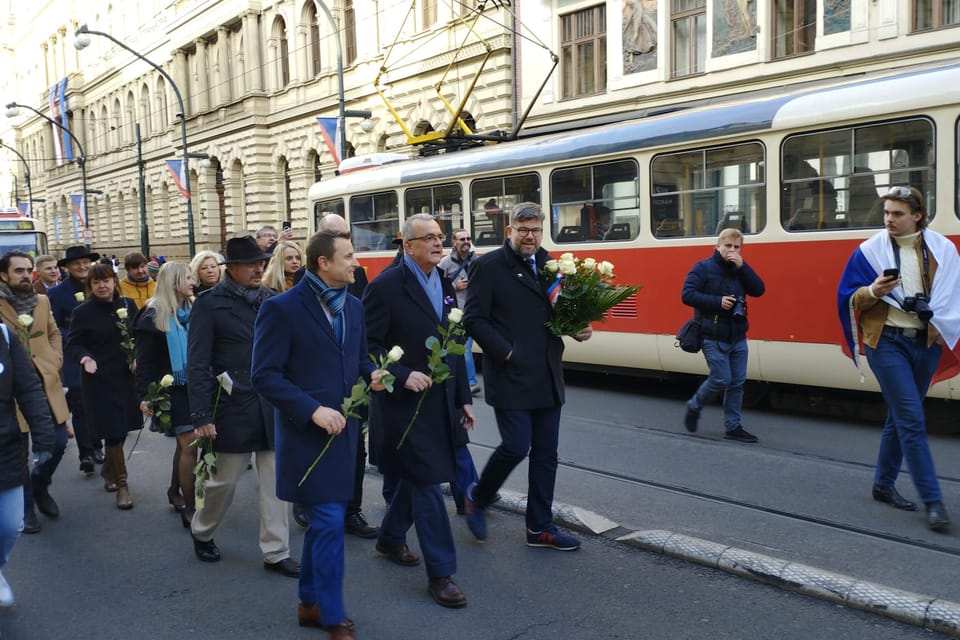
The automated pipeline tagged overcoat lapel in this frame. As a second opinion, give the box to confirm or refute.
[296,284,340,349]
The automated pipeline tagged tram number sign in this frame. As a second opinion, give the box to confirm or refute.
[81,228,94,242]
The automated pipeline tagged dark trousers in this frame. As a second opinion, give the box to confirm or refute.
[300,502,347,625]
[474,406,562,532]
[379,481,456,578]
[66,387,100,460]
[346,431,367,517]
[21,423,68,512]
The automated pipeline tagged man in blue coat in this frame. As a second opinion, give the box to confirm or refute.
[363,213,475,609]
[253,229,380,638]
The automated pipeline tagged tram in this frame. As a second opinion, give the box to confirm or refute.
[0,210,48,258]
[308,61,960,399]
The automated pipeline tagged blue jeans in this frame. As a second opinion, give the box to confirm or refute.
[300,502,347,625]
[449,445,480,509]
[379,481,456,578]
[0,486,24,569]
[464,337,477,386]
[866,330,942,503]
[688,338,748,430]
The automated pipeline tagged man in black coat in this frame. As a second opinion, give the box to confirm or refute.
[462,202,592,551]
[363,213,475,608]
[186,236,298,577]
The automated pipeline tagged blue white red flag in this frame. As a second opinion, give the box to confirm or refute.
[69,194,85,227]
[49,85,64,166]
[547,274,563,307]
[16,202,29,217]
[837,229,960,383]
[316,117,341,167]
[166,159,190,200]
[58,78,73,163]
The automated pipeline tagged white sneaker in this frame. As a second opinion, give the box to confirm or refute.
[0,569,14,607]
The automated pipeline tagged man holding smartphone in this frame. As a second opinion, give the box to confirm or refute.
[681,228,766,442]
[256,222,295,255]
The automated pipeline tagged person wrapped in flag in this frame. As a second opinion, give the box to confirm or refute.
[836,185,960,532]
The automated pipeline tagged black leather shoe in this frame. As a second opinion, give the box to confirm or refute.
[926,501,950,532]
[264,557,301,577]
[375,540,421,566]
[292,503,308,529]
[872,484,917,511]
[684,407,700,433]
[79,457,95,475]
[192,535,221,563]
[34,489,60,518]
[428,576,467,608]
[345,512,378,539]
[724,427,758,443]
[22,508,41,534]
[92,449,105,465]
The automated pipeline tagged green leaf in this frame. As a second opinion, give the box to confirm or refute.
[432,363,451,381]
[158,400,171,411]
[447,343,466,356]
[203,452,217,466]
[425,335,440,350]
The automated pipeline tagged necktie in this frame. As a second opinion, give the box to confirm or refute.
[526,257,537,277]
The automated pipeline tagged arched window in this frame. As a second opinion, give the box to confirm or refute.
[345,1,357,64]
[156,76,169,129]
[273,17,290,87]
[306,3,321,76]
[139,83,151,137]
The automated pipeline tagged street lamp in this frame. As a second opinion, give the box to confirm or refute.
[317,2,372,162]
[5,102,91,245]
[0,139,33,217]
[75,23,200,256]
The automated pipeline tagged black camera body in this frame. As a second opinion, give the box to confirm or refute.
[731,296,747,318]
[902,293,933,322]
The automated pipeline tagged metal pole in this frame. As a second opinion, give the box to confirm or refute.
[0,141,33,217]
[317,1,347,162]
[136,124,149,256]
[76,25,196,255]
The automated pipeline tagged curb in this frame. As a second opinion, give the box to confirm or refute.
[488,489,960,638]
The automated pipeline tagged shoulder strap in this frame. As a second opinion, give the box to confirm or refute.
[0,323,9,350]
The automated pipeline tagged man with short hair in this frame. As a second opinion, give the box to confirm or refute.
[187,236,298,577]
[438,229,479,394]
[48,246,103,472]
[117,252,156,310]
[463,202,592,550]
[0,251,69,533]
[253,229,380,637]
[33,255,60,294]
[256,224,294,254]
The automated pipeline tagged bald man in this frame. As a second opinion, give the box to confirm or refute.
[291,215,376,538]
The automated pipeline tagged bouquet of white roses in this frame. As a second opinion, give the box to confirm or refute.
[541,253,641,336]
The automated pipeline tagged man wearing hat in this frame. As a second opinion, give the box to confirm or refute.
[48,245,103,474]
[186,236,298,577]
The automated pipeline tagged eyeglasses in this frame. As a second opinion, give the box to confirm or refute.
[513,227,543,237]
[407,233,444,243]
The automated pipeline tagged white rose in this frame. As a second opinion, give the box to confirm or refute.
[559,260,577,275]
[582,258,597,271]
[544,260,559,273]
[17,314,33,328]
[74,292,85,302]
[159,374,175,388]
[559,253,575,262]
[447,308,464,324]
[116,307,128,320]
[387,345,404,363]
[598,261,615,277]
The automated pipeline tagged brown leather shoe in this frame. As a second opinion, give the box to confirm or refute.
[428,576,467,608]
[298,603,356,631]
[328,623,357,640]
[375,541,421,567]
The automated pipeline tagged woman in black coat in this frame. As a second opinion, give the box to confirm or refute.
[0,325,55,606]
[135,262,195,527]
[65,263,139,510]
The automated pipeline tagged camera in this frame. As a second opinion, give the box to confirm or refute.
[731,296,747,318]
[902,293,933,322]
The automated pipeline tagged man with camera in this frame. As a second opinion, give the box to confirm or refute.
[681,228,765,442]
[837,185,960,532]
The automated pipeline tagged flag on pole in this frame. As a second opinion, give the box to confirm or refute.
[165,159,190,200]
[316,117,341,167]
[54,216,61,243]
[49,85,64,166]
[69,194,86,228]
[16,202,30,217]
[58,78,74,163]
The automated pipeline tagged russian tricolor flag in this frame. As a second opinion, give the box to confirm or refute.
[316,117,341,167]
[166,159,190,200]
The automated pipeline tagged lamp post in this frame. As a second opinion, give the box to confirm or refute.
[75,24,199,256]
[0,139,33,217]
[4,102,91,245]
[317,1,372,162]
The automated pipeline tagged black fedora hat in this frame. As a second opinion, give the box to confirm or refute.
[57,245,101,267]
[221,236,272,264]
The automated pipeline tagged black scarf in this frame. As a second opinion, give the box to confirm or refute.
[219,273,273,311]
[0,281,39,315]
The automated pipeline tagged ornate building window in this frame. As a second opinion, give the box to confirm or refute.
[772,0,815,59]
[308,4,321,76]
[671,0,706,78]
[422,0,438,30]
[914,0,960,31]
[561,4,607,99]
[345,1,357,64]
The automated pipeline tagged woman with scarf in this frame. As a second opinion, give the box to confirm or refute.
[135,263,196,527]
[65,263,140,509]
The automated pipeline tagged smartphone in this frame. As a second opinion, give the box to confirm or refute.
[282,220,292,231]
[883,268,900,280]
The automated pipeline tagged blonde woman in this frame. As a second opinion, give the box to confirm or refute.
[263,241,303,292]
[189,250,223,295]
[134,263,197,527]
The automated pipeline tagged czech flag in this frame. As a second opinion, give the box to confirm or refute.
[837,229,960,384]
[166,159,190,200]
[547,274,563,307]
[316,117,341,167]
[69,194,85,227]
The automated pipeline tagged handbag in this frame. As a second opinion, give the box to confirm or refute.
[675,318,702,354]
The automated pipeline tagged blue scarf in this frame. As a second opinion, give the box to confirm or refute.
[303,270,347,345]
[165,305,191,385]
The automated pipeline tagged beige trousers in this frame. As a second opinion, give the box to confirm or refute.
[191,450,291,563]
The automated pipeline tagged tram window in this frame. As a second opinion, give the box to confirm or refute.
[782,118,934,231]
[470,173,540,246]
[348,191,399,252]
[549,159,639,243]
[405,183,464,246]
[650,143,765,238]
[315,198,345,237]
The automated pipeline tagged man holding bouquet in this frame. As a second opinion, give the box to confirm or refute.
[463,202,591,551]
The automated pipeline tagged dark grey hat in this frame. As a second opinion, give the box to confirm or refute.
[221,236,272,264]
[57,245,101,267]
